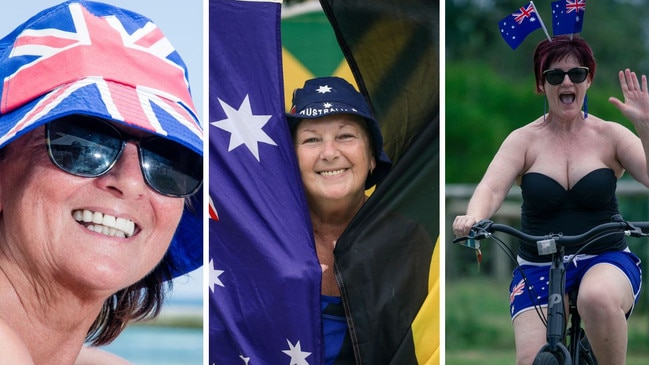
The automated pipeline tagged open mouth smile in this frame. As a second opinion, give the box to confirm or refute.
[72,209,136,238]
[319,168,347,177]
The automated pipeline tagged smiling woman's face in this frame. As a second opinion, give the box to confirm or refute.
[294,114,376,206]
[0,125,183,295]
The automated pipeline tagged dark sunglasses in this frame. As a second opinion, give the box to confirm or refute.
[45,116,202,197]
[543,67,590,85]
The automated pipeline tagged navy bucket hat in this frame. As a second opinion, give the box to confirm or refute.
[0,0,203,279]
[286,76,391,188]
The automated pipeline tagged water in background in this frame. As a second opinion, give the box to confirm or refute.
[104,325,202,365]
[102,268,203,365]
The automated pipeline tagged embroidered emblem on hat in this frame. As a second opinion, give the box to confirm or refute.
[316,85,332,94]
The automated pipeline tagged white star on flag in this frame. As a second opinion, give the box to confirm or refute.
[316,85,332,93]
[239,355,250,364]
[282,339,311,365]
[209,258,225,292]
[211,95,277,161]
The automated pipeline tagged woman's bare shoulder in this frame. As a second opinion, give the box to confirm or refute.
[501,118,544,145]
[0,318,34,364]
[75,346,133,365]
[589,115,638,138]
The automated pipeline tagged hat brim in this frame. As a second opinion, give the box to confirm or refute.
[0,77,204,279]
[286,101,375,127]
[166,187,203,279]
[0,77,203,153]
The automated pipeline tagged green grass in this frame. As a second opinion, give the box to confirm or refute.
[445,277,649,364]
[445,349,514,365]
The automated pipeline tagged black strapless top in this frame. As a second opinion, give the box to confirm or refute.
[519,168,626,261]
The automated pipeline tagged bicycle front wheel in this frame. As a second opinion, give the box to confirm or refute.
[533,351,562,365]
[533,343,572,365]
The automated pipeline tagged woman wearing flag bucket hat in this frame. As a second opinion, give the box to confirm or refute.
[286,76,392,364]
[0,1,202,364]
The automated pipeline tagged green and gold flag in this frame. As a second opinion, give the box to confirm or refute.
[319,0,440,363]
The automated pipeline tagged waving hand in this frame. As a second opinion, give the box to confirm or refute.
[609,69,649,127]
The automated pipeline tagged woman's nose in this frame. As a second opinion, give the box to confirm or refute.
[95,143,148,198]
[319,139,340,160]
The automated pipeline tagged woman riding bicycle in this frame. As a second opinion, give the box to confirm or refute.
[453,35,649,365]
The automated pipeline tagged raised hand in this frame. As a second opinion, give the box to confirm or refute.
[609,68,649,127]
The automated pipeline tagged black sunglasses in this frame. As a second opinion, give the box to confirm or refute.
[45,116,202,197]
[543,67,590,85]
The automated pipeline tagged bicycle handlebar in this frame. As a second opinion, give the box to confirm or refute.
[453,216,649,250]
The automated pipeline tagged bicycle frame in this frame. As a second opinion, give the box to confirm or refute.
[534,244,571,363]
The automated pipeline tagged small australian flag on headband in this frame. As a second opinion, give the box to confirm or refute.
[552,0,586,36]
[498,1,542,50]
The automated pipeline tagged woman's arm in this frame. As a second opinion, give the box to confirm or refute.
[453,127,528,237]
[609,69,649,185]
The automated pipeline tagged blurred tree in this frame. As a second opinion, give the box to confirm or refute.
[447,0,649,83]
[446,0,649,183]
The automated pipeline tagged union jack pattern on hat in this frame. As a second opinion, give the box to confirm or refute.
[0,0,203,154]
[0,0,204,278]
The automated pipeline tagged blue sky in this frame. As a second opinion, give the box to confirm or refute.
[0,1,205,303]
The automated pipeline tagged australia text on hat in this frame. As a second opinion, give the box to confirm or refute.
[299,104,359,117]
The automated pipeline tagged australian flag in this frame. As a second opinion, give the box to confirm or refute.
[208,0,322,364]
[552,0,586,36]
[498,1,543,49]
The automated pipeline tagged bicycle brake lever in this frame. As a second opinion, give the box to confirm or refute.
[452,220,492,243]
[624,221,649,237]
[628,227,649,238]
[468,220,493,240]
[474,219,494,230]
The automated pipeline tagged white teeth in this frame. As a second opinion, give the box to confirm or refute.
[320,169,346,177]
[92,211,103,224]
[103,214,116,227]
[73,209,135,238]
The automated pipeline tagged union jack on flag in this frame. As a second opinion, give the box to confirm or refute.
[0,1,202,153]
[498,1,542,50]
[565,0,586,13]
[552,0,586,36]
[514,3,537,24]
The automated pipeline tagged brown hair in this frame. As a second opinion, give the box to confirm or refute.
[86,256,174,345]
[533,35,596,93]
